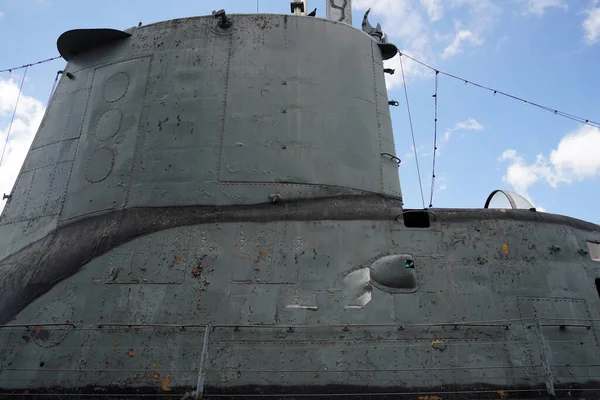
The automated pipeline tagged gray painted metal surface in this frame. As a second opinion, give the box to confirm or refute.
[1,11,600,400]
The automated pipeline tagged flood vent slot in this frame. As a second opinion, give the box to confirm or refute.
[596,279,600,300]
[402,210,431,228]
[587,241,600,262]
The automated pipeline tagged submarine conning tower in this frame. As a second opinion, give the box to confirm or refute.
[3,4,600,400]
[0,8,401,262]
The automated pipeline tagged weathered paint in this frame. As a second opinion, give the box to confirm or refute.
[0,11,599,400]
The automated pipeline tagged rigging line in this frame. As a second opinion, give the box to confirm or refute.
[0,55,62,74]
[399,54,425,209]
[46,70,61,108]
[0,66,28,170]
[429,70,439,208]
[398,51,600,129]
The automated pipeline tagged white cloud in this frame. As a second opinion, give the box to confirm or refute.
[442,118,484,142]
[498,124,600,203]
[442,28,483,58]
[525,0,567,15]
[419,0,443,21]
[583,7,600,45]
[0,77,45,213]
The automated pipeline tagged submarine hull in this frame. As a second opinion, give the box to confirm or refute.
[1,13,600,399]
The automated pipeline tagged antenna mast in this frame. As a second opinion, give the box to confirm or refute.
[326,0,352,24]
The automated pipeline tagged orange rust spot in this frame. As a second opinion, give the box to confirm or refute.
[129,349,135,357]
[161,373,172,391]
[152,361,157,368]
[196,299,202,309]
[483,371,487,377]
[498,391,506,398]
[567,391,571,396]
[501,243,509,255]
[418,396,442,400]
[153,372,160,382]
[174,255,181,264]
[113,342,119,347]
[34,325,42,336]
[192,267,201,277]
[258,250,267,260]
[104,358,109,366]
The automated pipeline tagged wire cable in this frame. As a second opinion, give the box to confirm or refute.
[0,55,62,74]
[398,51,600,129]
[0,66,28,169]
[46,70,62,107]
[429,71,439,208]
[399,54,425,209]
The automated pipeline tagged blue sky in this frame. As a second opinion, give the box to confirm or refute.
[0,0,599,223]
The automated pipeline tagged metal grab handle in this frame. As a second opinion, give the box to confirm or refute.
[381,152,401,166]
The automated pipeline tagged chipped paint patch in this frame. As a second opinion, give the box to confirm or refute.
[161,373,172,391]
[502,243,509,255]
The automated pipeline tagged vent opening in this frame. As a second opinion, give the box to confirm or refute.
[587,241,600,262]
[596,279,600,300]
[403,210,431,228]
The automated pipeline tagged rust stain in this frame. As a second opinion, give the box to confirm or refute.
[104,358,109,366]
[192,267,201,277]
[498,391,506,398]
[196,299,202,309]
[431,339,442,345]
[129,348,135,357]
[34,325,42,336]
[113,342,119,347]
[161,373,172,391]
[258,250,267,260]
[153,372,160,382]
[418,396,442,400]
[174,255,181,264]
[152,361,157,368]
[483,371,487,377]
[501,243,509,255]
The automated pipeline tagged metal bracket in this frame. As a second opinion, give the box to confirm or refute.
[290,1,305,13]
[384,68,395,75]
[212,9,232,29]
[388,100,399,107]
[2,193,12,200]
